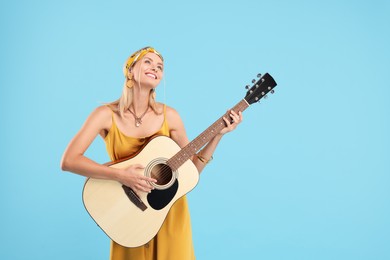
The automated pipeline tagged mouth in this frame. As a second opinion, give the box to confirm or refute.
[145,72,157,79]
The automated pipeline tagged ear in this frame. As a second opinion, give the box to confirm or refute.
[127,69,133,79]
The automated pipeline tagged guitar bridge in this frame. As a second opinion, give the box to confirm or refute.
[122,185,147,211]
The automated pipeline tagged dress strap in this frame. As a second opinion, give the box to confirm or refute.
[105,105,116,123]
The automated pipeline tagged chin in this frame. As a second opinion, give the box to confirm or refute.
[144,82,160,90]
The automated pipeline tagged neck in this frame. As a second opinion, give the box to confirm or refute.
[132,85,151,114]
[131,100,149,115]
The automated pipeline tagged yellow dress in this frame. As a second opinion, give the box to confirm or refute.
[104,107,195,260]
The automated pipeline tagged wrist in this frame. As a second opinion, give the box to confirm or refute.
[215,133,224,139]
[196,153,214,165]
[111,167,124,182]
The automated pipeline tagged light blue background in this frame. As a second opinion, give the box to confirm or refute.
[1,0,389,259]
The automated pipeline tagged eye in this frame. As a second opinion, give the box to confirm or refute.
[157,66,163,71]
[144,59,151,64]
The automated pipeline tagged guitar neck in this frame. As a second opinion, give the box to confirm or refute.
[167,99,250,171]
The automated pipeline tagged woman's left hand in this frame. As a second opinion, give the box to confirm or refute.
[220,110,243,135]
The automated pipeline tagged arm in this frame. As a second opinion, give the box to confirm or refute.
[166,107,242,174]
[60,106,156,193]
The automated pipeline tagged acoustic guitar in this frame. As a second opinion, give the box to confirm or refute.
[82,72,277,247]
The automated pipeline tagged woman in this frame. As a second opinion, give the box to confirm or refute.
[61,46,242,259]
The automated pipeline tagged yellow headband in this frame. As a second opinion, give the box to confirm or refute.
[123,46,164,76]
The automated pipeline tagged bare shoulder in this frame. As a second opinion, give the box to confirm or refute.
[165,105,179,117]
[86,105,113,131]
[164,104,188,147]
[93,105,112,117]
[165,105,183,128]
[91,105,112,120]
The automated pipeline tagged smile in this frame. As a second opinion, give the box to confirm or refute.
[145,73,157,79]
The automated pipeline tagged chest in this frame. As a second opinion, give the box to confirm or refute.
[114,112,165,138]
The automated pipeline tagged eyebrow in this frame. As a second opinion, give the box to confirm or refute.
[144,56,164,66]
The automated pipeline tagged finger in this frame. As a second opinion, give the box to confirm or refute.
[230,110,239,117]
[141,176,158,183]
[238,111,243,121]
[135,185,151,194]
[231,110,243,124]
[136,176,155,189]
[140,185,153,193]
[233,111,241,121]
[139,177,156,191]
[230,110,240,123]
[135,182,153,193]
[230,114,238,123]
[222,116,231,126]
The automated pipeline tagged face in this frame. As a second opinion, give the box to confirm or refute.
[130,52,164,89]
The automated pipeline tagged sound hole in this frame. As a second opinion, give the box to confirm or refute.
[151,163,173,186]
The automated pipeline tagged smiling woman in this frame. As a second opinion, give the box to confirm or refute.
[60,46,243,260]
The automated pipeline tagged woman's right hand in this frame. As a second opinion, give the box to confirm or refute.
[116,164,157,194]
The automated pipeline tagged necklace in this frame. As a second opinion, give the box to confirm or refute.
[129,106,149,127]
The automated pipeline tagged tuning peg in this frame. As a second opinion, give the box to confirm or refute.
[245,85,250,89]
[264,95,268,99]
[270,89,275,94]
[257,73,262,78]
[252,79,256,83]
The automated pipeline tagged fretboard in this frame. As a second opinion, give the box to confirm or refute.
[167,99,249,171]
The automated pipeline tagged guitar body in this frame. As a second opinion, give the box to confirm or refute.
[82,135,199,247]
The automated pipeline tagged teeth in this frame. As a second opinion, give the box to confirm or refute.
[146,73,156,79]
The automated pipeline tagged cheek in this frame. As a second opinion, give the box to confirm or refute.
[131,66,142,81]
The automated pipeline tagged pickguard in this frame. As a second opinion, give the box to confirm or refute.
[147,179,179,210]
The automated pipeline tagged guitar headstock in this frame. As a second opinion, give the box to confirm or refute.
[244,73,277,105]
